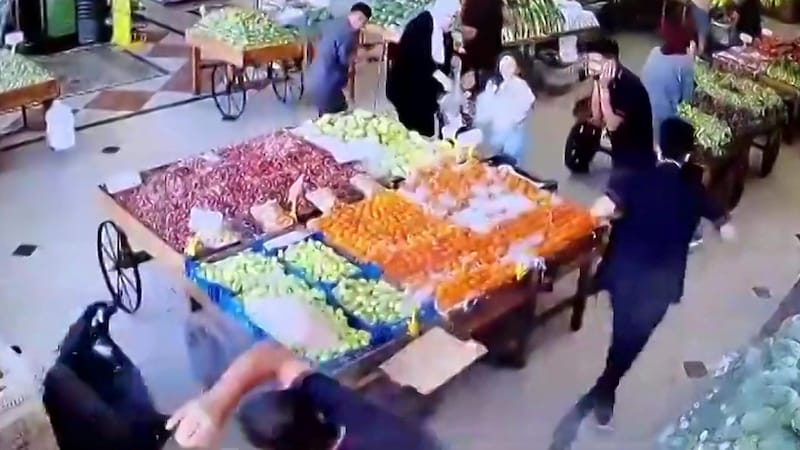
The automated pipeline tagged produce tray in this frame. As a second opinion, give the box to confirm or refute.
[0,77,60,113]
[185,29,305,68]
[260,232,439,344]
[757,74,800,99]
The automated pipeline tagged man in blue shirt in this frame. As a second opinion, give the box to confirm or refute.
[307,3,372,116]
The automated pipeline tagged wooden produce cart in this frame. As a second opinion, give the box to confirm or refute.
[757,74,800,144]
[186,29,306,120]
[0,55,60,134]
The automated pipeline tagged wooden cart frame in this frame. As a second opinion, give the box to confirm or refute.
[186,30,307,121]
[0,77,60,135]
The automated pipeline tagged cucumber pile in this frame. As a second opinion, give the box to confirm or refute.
[766,59,800,90]
[370,0,431,29]
[0,50,54,94]
[677,102,733,158]
[502,0,564,44]
[191,7,297,49]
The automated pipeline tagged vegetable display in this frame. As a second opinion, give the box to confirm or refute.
[190,7,297,49]
[279,239,359,283]
[197,251,370,361]
[677,102,733,158]
[755,36,800,63]
[370,0,431,29]
[766,59,800,90]
[333,279,408,325]
[694,62,785,130]
[0,50,54,94]
[502,0,564,44]
[660,314,800,450]
[113,131,360,251]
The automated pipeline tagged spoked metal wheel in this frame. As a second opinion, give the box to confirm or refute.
[97,221,143,314]
[758,129,781,178]
[242,65,272,91]
[211,64,247,121]
[268,59,304,103]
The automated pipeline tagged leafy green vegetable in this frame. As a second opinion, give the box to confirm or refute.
[766,58,800,90]
[0,50,54,94]
[677,102,733,158]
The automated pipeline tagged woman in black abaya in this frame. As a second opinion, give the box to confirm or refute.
[386,0,460,137]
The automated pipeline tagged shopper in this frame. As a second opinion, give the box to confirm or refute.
[585,38,656,170]
[166,341,443,450]
[474,51,535,166]
[307,3,372,116]
[386,0,460,137]
[460,0,504,88]
[643,3,697,140]
[732,0,763,41]
[689,0,711,54]
[551,118,734,448]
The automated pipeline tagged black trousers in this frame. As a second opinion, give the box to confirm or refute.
[317,90,348,117]
[590,287,671,404]
[397,104,436,137]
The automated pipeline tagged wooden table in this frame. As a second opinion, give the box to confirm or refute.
[0,78,60,132]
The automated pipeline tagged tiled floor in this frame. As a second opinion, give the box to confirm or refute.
[0,29,800,450]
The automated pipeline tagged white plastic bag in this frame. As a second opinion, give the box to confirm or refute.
[45,100,75,152]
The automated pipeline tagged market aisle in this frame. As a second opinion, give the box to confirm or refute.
[0,33,799,450]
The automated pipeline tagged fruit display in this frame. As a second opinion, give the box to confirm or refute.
[333,278,408,325]
[370,0,431,29]
[309,110,456,178]
[0,50,54,94]
[677,103,733,158]
[755,36,800,63]
[710,0,787,8]
[766,58,800,90]
[320,178,596,310]
[113,131,360,251]
[196,250,370,361]
[278,239,359,283]
[189,7,297,49]
[502,0,564,44]
[693,62,785,129]
[660,314,800,450]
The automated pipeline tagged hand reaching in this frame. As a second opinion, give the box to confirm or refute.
[166,393,227,448]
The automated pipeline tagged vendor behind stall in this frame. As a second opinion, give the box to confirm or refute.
[552,119,734,445]
[460,0,504,88]
[386,0,460,137]
[307,3,372,116]
[732,0,762,41]
[167,341,443,450]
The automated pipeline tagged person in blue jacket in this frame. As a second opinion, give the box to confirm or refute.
[307,3,372,116]
[167,341,443,450]
[551,118,735,448]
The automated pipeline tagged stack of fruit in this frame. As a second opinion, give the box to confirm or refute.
[694,62,785,130]
[278,239,360,283]
[370,0,431,29]
[678,102,733,158]
[190,7,297,49]
[766,58,800,90]
[196,251,370,361]
[333,279,409,325]
[312,110,456,177]
[502,0,564,44]
[0,50,54,94]
[755,35,800,63]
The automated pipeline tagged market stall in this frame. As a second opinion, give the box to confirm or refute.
[0,49,60,134]
[186,7,307,120]
[94,116,603,388]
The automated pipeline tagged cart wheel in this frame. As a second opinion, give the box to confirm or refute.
[269,59,304,103]
[242,65,272,91]
[96,221,143,314]
[564,122,600,174]
[211,64,247,121]
[758,130,781,178]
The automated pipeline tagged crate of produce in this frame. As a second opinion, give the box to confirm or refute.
[0,50,60,113]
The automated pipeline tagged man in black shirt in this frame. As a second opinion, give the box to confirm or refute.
[166,341,442,450]
[585,39,656,170]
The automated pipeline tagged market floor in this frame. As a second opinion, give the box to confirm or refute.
[1,32,800,450]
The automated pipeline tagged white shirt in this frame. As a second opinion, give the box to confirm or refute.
[475,76,535,134]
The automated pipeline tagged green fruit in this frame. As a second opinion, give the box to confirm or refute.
[0,50,54,93]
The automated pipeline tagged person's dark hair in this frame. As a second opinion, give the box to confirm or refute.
[659,118,695,162]
[489,50,521,89]
[350,2,372,19]
[240,389,338,450]
[663,0,686,27]
[581,38,620,59]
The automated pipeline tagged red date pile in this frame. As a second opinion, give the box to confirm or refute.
[114,131,360,251]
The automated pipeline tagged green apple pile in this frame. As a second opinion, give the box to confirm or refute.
[333,279,408,325]
[314,110,451,177]
[280,240,359,283]
[370,0,431,29]
[0,50,54,94]
[191,7,297,49]
[200,251,284,294]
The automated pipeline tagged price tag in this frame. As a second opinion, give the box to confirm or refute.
[185,236,202,257]
[515,264,528,281]
[408,308,421,338]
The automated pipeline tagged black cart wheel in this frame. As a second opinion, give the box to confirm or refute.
[97,221,143,314]
[758,130,781,178]
[211,64,247,121]
[269,59,304,103]
[564,122,600,174]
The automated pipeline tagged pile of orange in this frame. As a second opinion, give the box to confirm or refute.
[320,167,597,311]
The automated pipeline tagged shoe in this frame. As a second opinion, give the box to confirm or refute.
[592,396,615,430]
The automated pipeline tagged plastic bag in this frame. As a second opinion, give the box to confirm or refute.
[45,100,75,152]
[43,302,170,450]
[305,188,337,214]
[350,174,383,198]
[251,200,294,233]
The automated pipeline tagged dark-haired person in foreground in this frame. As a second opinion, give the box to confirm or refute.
[584,38,656,170]
[551,119,735,448]
[307,2,372,116]
[167,341,443,450]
